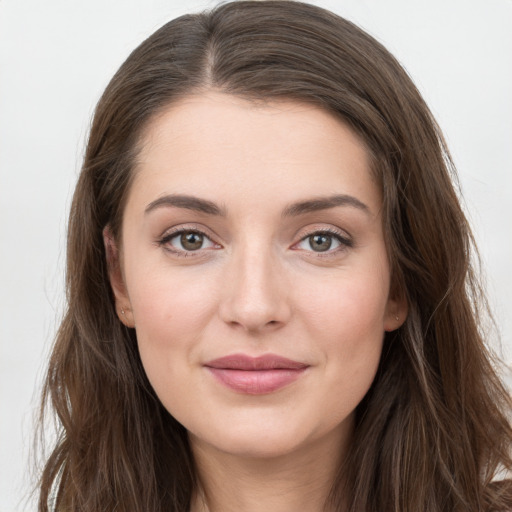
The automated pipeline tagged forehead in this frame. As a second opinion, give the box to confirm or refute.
[129,91,380,215]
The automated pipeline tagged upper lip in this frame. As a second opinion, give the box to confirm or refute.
[204,353,308,370]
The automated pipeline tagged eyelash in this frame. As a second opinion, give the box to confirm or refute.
[157,227,218,258]
[156,226,353,258]
[294,227,353,257]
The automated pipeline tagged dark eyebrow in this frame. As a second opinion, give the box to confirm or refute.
[145,193,369,217]
[282,194,370,217]
[145,194,226,216]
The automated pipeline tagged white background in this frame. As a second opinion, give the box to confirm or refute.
[1,0,511,510]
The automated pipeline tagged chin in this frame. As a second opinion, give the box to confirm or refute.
[189,412,345,461]
[196,430,306,460]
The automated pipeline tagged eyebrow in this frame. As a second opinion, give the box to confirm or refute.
[145,194,226,216]
[144,193,370,217]
[282,194,370,217]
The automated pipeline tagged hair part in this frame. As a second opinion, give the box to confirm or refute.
[37,1,512,511]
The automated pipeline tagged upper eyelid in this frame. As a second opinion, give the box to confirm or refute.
[160,225,349,237]
[159,224,219,241]
[300,227,348,237]
[157,224,352,248]
[295,225,352,242]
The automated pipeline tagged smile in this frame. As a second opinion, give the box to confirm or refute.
[204,354,309,395]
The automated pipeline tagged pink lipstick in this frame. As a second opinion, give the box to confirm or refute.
[204,354,309,394]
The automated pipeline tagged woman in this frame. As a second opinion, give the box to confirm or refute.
[37,1,512,510]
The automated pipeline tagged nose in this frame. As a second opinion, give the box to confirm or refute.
[218,243,292,334]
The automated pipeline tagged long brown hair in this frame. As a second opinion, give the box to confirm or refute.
[37,1,512,510]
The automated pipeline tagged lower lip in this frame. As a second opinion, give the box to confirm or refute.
[206,367,307,394]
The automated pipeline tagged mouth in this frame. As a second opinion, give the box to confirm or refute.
[204,354,309,395]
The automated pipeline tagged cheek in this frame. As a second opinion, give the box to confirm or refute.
[317,307,384,429]
[125,265,219,387]
[297,265,390,345]
[295,266,389,403]
[128,262,219,336]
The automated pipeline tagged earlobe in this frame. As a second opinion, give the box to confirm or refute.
[103,226,135,328]
[384,294,408,332]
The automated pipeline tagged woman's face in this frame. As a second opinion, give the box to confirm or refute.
[108,92,405,458]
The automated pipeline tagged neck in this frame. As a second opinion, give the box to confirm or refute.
[189,425,350,512]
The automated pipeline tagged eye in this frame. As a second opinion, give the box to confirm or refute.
[302,233,338,252]
[159,229,217,253]
[294,230,353,254]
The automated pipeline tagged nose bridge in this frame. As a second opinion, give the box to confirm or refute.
[220,235,290,332]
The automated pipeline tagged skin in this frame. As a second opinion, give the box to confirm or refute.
[106,91,407,512]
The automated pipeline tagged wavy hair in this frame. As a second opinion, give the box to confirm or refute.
[38,1,512,510]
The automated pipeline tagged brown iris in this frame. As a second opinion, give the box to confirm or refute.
[180,232,204,250]
[309,234,332,252]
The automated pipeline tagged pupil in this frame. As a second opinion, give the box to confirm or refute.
[181,232,203,250]
[310,234,331,252]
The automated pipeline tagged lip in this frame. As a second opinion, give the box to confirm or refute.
[204,354,309,395]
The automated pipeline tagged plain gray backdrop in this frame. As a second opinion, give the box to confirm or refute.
[1,0,511,510]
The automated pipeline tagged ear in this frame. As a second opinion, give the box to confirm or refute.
[383,289,408,332]
[103,226,135,328]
